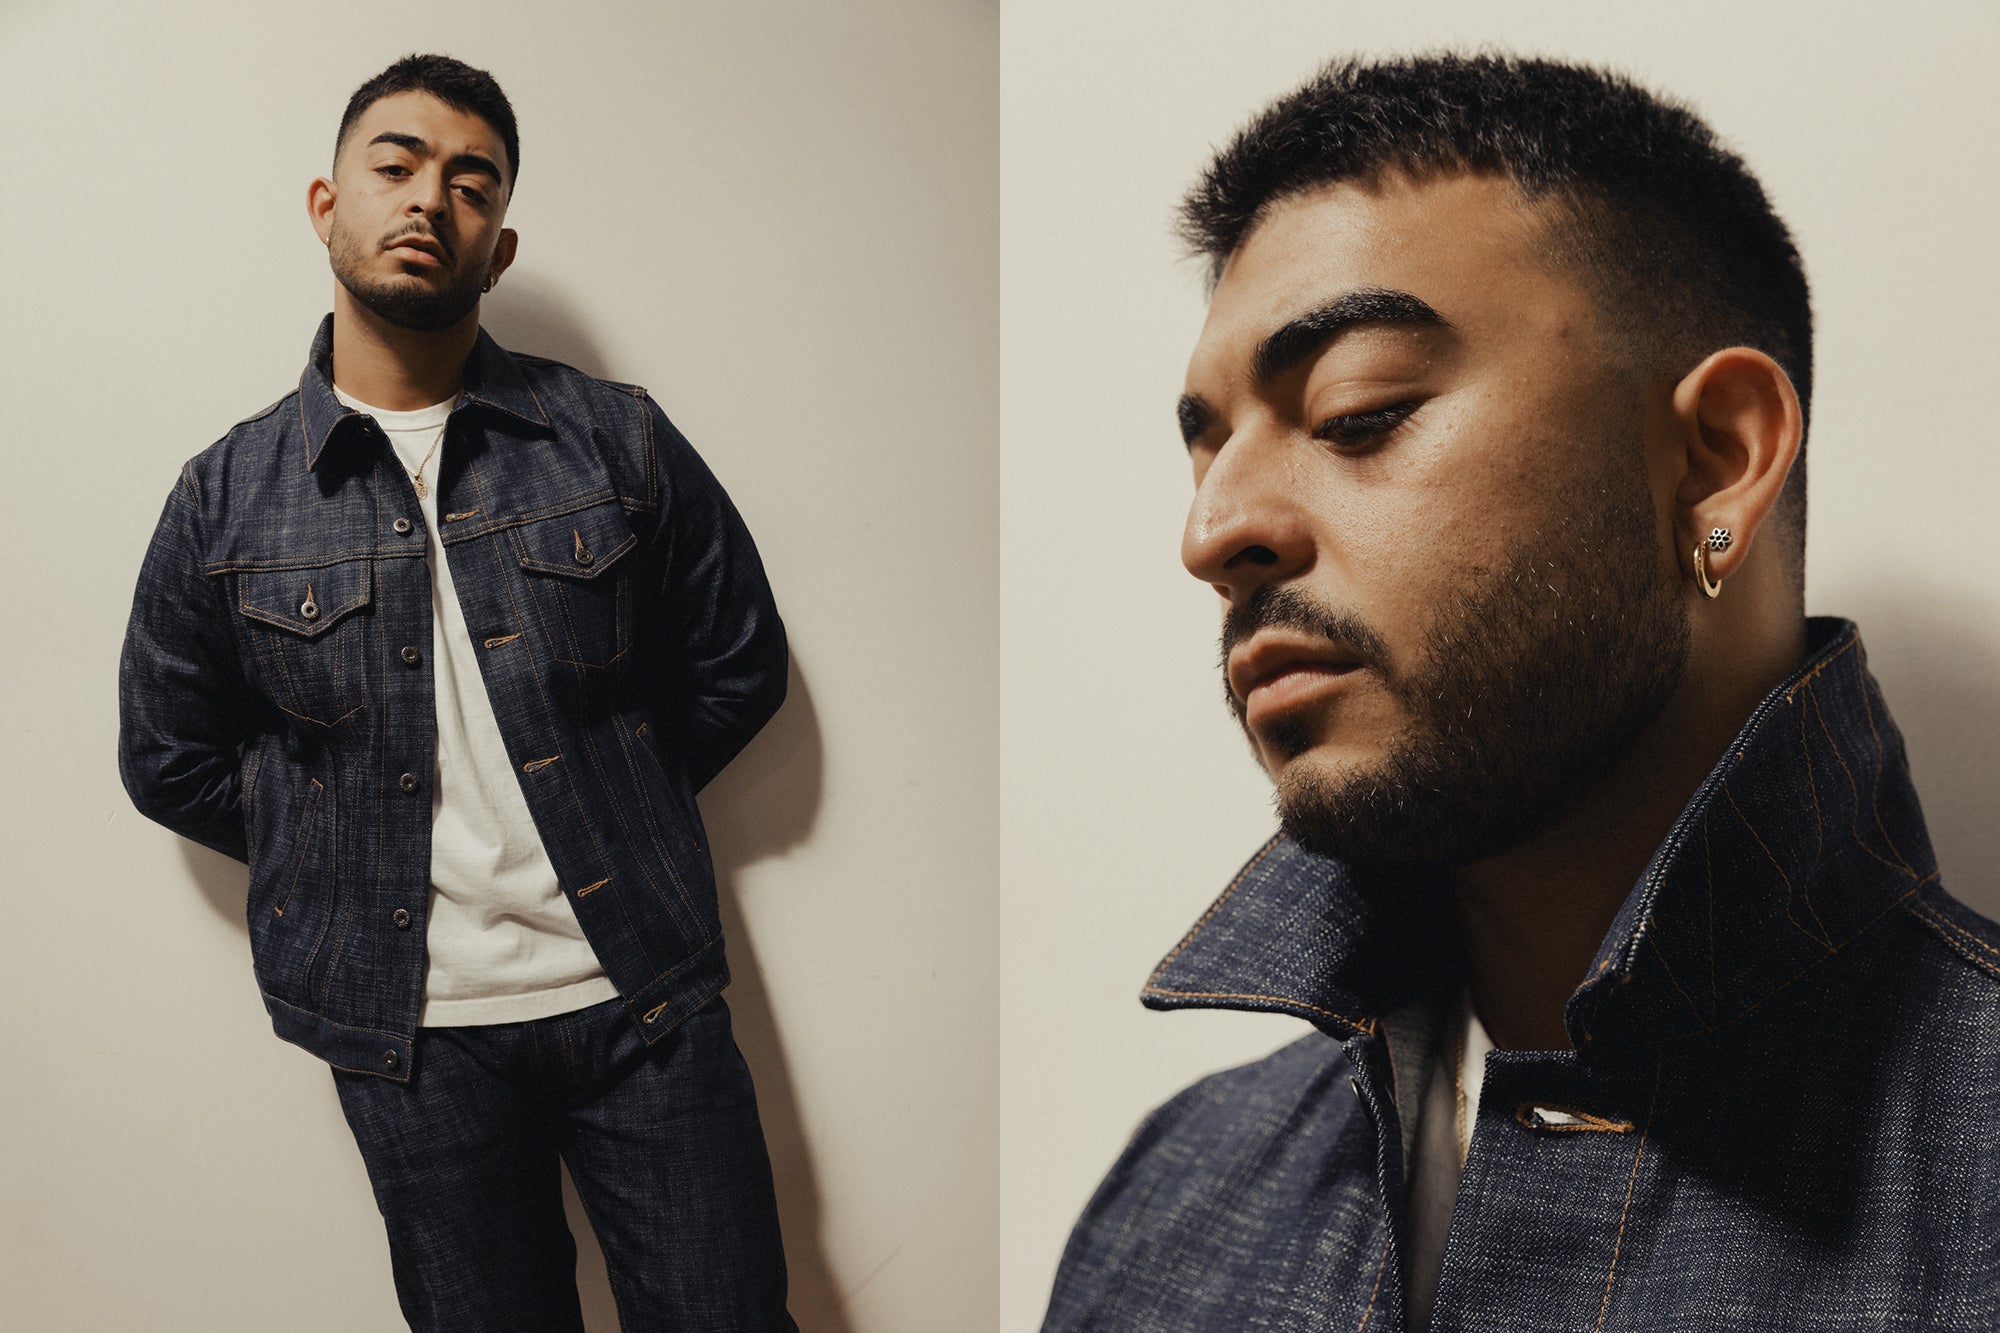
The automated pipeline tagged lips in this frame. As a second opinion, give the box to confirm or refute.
[1228,633,1366,726]
[384,231,448,265]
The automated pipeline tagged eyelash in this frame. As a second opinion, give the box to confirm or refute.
[374,165,486,204]
[1312,401,1416,448]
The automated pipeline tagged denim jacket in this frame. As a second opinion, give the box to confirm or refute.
[1046,619,2000,1330]
[119,316,786,1080]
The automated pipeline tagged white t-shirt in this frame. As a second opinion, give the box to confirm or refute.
[1401,992,1495,1331]
[335,386,619,1025]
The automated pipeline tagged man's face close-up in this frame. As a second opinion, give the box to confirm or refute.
[1179,172,1692,871]
[323,90,512,332]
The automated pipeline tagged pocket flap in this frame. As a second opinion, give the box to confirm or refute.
[237,560,373,638]
[516,502,637,581]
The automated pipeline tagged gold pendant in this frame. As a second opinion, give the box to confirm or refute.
[413,474,428,498]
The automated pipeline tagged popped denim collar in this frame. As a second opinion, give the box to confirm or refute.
[1142,618,1940,1064]
[296,313,553,471]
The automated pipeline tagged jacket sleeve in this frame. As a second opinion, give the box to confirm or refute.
[117,472,256,863]
[641,399,788,792]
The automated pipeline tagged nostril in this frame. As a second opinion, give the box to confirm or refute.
[1227,545,1281,569]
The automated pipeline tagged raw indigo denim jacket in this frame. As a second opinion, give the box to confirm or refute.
[119,317,786,1081]
[1046,618,2000,1331]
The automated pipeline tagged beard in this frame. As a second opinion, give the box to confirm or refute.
[328,220,484,333]
[1225,461,1689,871]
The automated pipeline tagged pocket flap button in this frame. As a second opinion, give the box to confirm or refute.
[393,517,414,536]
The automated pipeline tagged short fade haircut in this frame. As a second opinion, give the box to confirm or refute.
[1180,53,1812,542]
[335,53,520,188]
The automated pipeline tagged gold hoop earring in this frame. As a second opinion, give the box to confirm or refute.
[1693,542,1722,600]
[482,274,497,293]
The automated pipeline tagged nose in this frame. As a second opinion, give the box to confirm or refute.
[405,166,450,219]
[1181,428,1315,600]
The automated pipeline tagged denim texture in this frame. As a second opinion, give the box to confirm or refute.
[1046,619,2000,1331]
[333,996,795,1332]
[119,316,787,1079]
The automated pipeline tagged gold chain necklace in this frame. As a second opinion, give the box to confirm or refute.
[407,397,460,498]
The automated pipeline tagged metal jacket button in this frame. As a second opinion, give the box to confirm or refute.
[393,517,414,536]
[383,1050,399,1069]
[299,599,318,621]
[401,645,421,666]
[399,773,420,795]
[392,908,412,929]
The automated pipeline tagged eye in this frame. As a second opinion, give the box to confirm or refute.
[375,164,409,179]
[1312,401,1416,450]
[454,184,488,205]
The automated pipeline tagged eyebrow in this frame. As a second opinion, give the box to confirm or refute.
[1177,286,1450,446]
[366,131,504,185]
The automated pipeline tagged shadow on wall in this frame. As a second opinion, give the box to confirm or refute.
[179,283,846,1330]
[1841,590,2000,922]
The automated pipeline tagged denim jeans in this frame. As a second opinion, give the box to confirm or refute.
[333,995,795,1332]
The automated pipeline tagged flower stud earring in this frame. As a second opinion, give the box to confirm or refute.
[1693,526,1731,600]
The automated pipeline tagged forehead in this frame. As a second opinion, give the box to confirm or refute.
[340,91,507,172]
[1187,173,1598,383]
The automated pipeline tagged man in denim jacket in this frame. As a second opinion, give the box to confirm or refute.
[1045,56,2000,1330]
[119,55,795,1331]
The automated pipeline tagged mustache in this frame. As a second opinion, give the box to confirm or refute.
[382,224,456,266]
[1218,584,1390,715]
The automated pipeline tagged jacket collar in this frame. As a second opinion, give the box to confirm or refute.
[1142,618,1939,1062]
[296,313,553,471]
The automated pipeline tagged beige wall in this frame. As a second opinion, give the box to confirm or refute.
[0,2,994,1329]
[1000,1,2000,1327]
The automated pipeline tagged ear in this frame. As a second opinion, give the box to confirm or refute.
[487,227,520,287]
[306,175,337,247]
[1668,347,1802,584]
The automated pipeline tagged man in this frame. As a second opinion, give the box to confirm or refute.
[119,55,795,1331]
[1044,55,2000,1330]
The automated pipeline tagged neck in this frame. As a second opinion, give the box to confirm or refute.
[328,287,478,410]
[1452,610,1807,1052]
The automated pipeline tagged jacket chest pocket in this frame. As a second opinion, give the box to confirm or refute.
[232,559,373,729]
[509,502,639,672]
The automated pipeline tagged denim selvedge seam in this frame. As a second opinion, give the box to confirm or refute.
[461,453,660,976]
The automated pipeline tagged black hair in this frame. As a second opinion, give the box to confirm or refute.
[335,53,520,188]
[1181,53,1812,539]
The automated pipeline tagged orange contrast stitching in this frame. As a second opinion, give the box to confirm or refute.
[482,634,521,648]
[1515,1102,1635,1134]
[1139,986,1376,1036]
[521,756,560,774]
[577,877,609,898]
[1595,1054,1663,1331]
[1354,1235,1393,1332]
